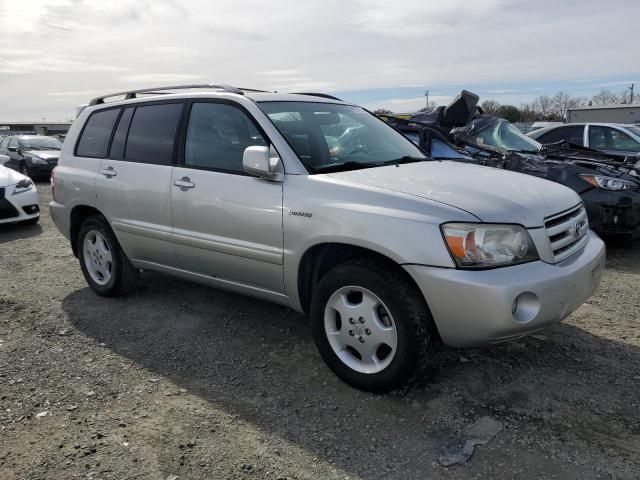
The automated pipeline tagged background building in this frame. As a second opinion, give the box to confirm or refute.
[566,104,640,124]
[0,121,71,137]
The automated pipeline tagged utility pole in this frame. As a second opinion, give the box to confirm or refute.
[630,84,635,104]
[425,89,429,109]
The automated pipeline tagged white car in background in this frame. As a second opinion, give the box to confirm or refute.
[0,163,40,225]
[528,123,640,157]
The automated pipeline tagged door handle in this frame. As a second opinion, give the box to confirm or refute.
[173,177,195,189]
[101,166,117,178]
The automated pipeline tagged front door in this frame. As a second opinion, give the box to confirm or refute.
[170,101,284,294]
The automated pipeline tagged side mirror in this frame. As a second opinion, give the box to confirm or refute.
[0,154,9,165]
[243,145,284,181]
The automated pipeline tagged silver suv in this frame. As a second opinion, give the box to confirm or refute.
[50,84,606,392]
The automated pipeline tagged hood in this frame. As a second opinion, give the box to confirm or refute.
[327,161,580,227]
[24,149,60,160]
[0,165,28,187]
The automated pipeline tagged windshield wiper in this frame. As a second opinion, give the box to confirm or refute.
[381,155,426,166]
[313,161,378,174]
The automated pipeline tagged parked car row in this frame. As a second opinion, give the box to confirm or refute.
[46,84,605,392]
[381,91,640,242]
[0,134,62,179]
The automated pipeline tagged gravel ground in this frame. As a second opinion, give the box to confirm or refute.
[1,183,639,480]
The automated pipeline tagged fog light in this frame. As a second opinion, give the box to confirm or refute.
[22,205,39,214]
[511,292,540,323]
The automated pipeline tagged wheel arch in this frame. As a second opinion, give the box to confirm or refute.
[69,205,106,257]
[296,242,423,315]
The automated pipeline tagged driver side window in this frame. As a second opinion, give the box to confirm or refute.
[184,102,268,174]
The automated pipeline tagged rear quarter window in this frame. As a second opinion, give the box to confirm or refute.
[76,108,121,158]
[124,103,183,165]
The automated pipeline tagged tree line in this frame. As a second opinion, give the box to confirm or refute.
[481,88,638,123]
[373,87,638,122]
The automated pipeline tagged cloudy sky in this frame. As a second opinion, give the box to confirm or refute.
[0,0,638,120]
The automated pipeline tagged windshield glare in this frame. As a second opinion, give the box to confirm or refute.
[259,102,427,172]
[471,118,542,153]
[20,136,63,150]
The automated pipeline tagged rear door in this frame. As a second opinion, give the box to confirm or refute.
[170,100,284,293]
[95,102,184,266]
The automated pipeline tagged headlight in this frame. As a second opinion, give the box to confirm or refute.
[30,156,48,165]
[441,223,539,269]
[12,178,34,195]
[579,174,638,191]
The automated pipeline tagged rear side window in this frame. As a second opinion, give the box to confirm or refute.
[76,108,121,157]
[125,103,182,165]
[537,125,584,146]
[108,107,134,160]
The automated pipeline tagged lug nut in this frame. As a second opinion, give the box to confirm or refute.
[365,329,371,335]
[349,330,354,336]
[349,318,355,325]
[358,317,365,324]
[358,337,365,343]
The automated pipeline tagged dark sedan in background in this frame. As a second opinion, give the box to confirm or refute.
[0,135,62,179]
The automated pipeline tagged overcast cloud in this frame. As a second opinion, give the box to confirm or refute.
[0,0,638,120]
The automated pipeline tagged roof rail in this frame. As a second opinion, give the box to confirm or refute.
[88,84,245,106]
[291,92,343,101]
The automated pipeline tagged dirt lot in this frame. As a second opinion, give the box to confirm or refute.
[1,183,639,480]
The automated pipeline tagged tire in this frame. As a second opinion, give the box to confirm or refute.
[77,216,139,296]
[310,258,438,392]
[20,216,39,225]
[19,161,31,177]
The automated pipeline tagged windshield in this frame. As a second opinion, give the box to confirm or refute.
[259,102,427,173]
[459,116,542,153]
[20,136,62,150]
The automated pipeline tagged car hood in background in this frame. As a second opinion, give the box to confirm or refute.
[0,165,29,187]
[24,149,60,160]
[327,161,580,227]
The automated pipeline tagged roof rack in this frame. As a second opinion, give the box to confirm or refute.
[291,92,343,101]
[88,84,246,106]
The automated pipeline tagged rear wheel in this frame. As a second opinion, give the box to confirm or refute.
[310,258,438,392]
[78,216,139,296]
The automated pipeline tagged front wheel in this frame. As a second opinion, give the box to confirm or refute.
[19,162,31,177]
[77,216,139,296]
[310,259,438,392]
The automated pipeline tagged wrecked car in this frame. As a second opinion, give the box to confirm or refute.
[382,91,640,241]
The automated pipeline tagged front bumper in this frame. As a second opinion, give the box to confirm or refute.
[404,230,606,348]
[0,186,39,225]
[581,189,640,239]
[28,161,56,176]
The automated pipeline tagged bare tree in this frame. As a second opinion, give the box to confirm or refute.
[552,91,576,119]
[372,108,393,115]
[480,99,500,115]
[591,89,620,106]
[534,95,553,118]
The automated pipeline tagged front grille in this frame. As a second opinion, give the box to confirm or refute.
[0,198,19,220]
[544,203,589,262]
